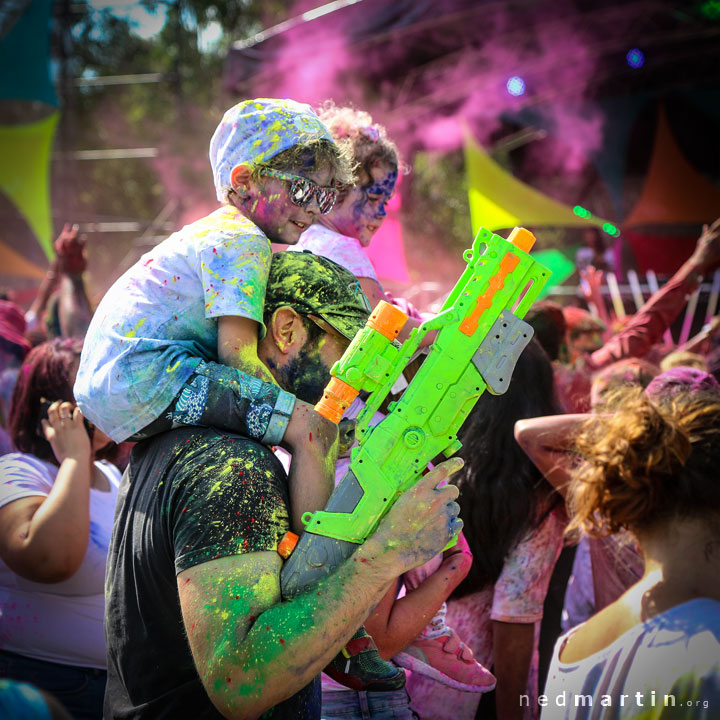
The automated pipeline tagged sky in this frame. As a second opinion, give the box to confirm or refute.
[88,0,223,49]
[91,0,167,39]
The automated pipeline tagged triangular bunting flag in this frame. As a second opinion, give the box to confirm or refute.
[464,129,610,234]
[0,111,59,259]
[0,241,46,279]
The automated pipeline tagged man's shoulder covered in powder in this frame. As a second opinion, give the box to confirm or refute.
[104,427,316,719]
[74,206,273,443]
[116,427,291,579]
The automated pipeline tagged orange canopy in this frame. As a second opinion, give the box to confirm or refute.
[624,104,720,228]
[0,241,46,280]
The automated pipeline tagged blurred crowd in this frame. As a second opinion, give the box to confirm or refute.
[0,97,718,719]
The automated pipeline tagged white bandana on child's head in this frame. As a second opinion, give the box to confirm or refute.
[209,98,333,202]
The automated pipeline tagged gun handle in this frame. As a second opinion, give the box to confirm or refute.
[281,466,366,597]
[281,530,359,598]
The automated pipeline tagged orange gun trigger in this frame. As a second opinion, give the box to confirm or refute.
[277,532,299,559]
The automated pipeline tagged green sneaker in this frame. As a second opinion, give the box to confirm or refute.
[325,626,406,692]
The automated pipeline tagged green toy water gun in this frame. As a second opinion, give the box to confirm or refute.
[280,226,550,596]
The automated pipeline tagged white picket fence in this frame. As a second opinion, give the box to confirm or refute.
[548,270,720,345]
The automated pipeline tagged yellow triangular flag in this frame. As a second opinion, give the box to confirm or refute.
[464,129,609,235]
[0,111,59,259]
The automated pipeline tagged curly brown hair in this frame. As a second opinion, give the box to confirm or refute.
[222,139,357,204]
[253,138,356,186]
[316,102,402,188]
[568,387,720,537]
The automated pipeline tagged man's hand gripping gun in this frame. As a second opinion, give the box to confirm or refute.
[280,227,551,597]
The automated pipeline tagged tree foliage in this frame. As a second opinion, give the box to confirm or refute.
[55,0,294,296]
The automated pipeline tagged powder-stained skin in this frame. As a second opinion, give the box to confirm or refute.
[239,163,335,246]
[278,337,336,407]
[105,418,465,717]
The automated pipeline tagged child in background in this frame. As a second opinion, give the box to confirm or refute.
[292,102,427,341]
[291,103,495,695]
[74,98,354,534]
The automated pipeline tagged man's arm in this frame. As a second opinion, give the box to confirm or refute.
[587,218,720,371]
[177,458,463,720]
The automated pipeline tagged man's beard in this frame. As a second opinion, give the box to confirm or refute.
[278,340,330,406]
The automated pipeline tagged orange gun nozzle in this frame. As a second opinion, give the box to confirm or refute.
[367,301,408,340]
[277,531,298,559]
[508,227,536,253]
[314,377,359,424]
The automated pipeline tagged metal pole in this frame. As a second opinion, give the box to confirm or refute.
[678,286,701,346]
[706,270,720,323]
[55,0,76,227]
[605,272,625,319]
[646,270,674,345]
[626,269,645,311]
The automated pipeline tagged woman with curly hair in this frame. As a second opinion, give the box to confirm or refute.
[541,379,720,718]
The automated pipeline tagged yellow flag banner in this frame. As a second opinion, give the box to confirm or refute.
[0,111,59,260]
[464,129,608,235]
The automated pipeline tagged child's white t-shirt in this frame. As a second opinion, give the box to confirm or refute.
[74,205,272,442]
[0,453,121,669]
[293,225,378,281]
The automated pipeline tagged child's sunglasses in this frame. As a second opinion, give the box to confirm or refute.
[260,169,338,214]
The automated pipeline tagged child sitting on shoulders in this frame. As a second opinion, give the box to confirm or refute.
[74,97,408,693]
[74,98,353,533]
